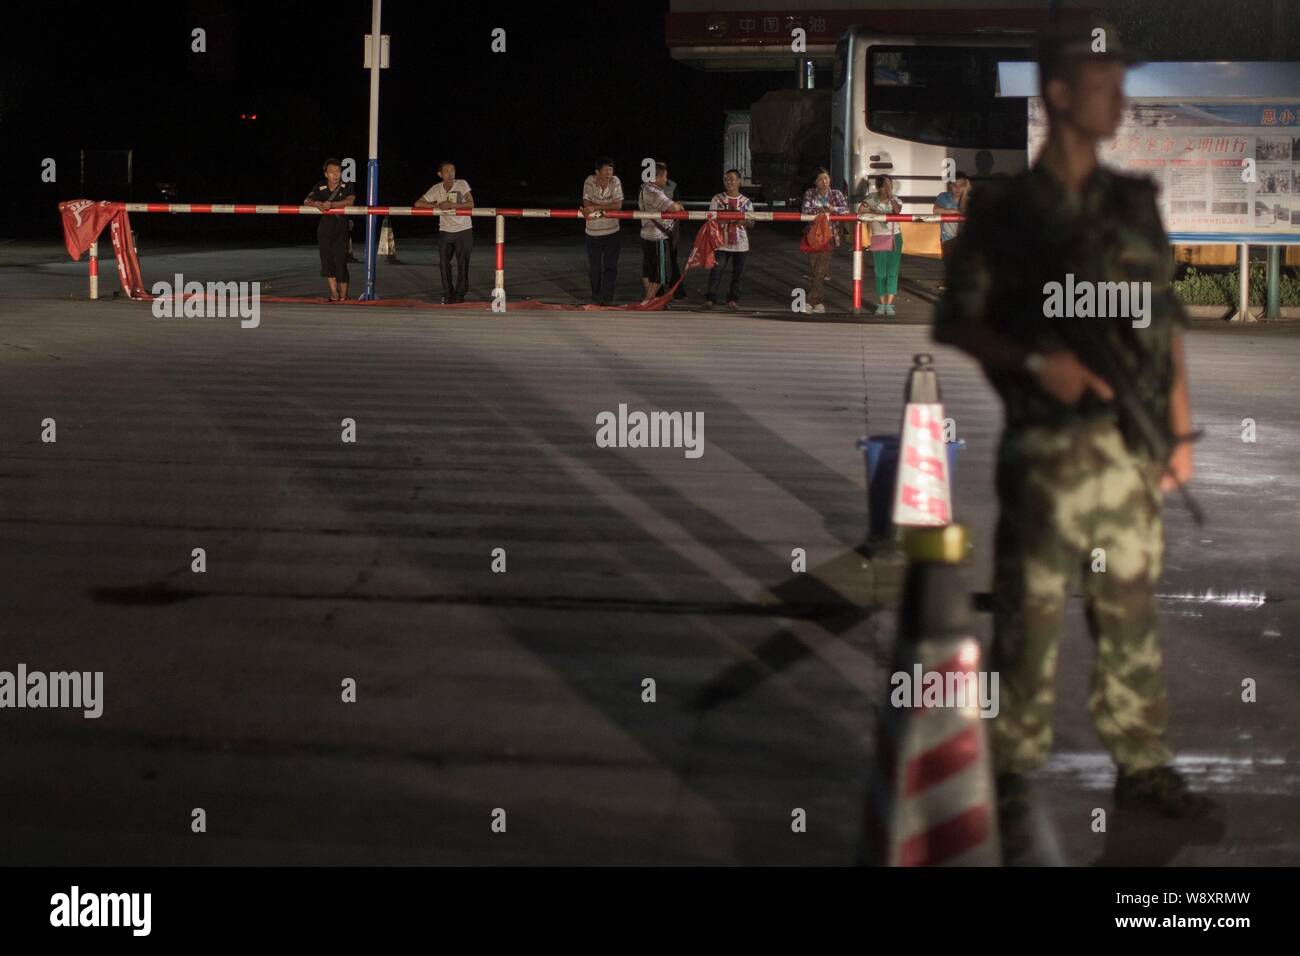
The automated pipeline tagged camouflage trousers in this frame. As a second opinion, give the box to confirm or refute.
[989,418,1174,775]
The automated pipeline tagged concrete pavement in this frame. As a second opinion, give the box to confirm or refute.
[1,236,1297,865]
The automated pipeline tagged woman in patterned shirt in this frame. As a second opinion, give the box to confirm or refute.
[800,168,849,314]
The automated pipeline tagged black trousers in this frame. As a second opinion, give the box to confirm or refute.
[667,230,685,298]
[438,230,473,299]
[707,250,747,303]
[318,224,350,283]
[586,232,621,305]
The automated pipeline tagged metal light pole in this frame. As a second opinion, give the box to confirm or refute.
[1237,244,1252,322]
[1266,245,1281,320]
[361,0,383,300]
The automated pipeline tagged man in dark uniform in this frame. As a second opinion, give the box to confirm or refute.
[304,158,356,301]
[933,24,1219,862]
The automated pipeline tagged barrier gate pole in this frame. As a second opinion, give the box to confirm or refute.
[495,214,505,308]
[852,218,863,314]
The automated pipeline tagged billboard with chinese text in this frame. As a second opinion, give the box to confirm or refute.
[1029,101,1300,242]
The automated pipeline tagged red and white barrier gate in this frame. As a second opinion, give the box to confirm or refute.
[67,201,962,308]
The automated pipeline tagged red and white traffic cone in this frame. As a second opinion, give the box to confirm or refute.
[866,525,1000,866]
[892,353,952,528]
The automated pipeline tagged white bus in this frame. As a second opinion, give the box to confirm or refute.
[832,29,1035,254]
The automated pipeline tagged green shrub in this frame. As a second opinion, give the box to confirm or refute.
[1174,263,1300,307]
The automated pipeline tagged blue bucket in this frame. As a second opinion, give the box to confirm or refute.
[857,434,965,539]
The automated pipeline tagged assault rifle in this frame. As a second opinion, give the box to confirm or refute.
[1057,321,1206,526]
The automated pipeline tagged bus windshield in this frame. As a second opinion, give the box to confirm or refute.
[868,45,1030,150]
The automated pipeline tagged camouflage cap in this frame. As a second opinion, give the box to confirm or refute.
[1036,19,1141,81]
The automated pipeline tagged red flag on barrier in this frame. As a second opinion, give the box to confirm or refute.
[685,217,723,272]
[58,199,152,299]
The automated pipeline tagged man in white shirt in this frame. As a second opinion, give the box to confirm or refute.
[581,158,624,305]
[415,160,474,303]
[638,161,683,304]
[705,168,755,309]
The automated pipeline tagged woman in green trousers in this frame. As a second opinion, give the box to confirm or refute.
[861,174,903,315]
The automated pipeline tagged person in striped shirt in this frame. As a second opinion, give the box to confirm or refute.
[638,161,682,304]
[581,158,624,306]
[704,169,755,310]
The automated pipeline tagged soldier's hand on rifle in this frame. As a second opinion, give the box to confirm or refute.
[1033,350,1115,405]
[1162,441,1194,492]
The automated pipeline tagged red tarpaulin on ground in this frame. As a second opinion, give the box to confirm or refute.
[617,218,724,311]
[58,199,152,299]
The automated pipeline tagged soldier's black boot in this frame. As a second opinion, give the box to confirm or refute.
[1115,765,1222,821]
[996,772,1033,865]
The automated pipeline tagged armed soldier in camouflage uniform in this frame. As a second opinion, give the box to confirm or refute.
[932,24,1217,860]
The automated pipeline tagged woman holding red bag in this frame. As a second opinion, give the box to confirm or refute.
[799,168,849,314]
[861,174,903,315]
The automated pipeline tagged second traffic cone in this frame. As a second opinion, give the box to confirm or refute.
[865,524,1000,866]
[892,353,952,528]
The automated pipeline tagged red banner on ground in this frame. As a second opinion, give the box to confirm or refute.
[617,218,723,312]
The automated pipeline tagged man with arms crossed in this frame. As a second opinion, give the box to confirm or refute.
[582,158,624,306]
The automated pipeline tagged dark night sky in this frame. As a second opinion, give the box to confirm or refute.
[3,0,788,233]
[4,0,1298,235]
